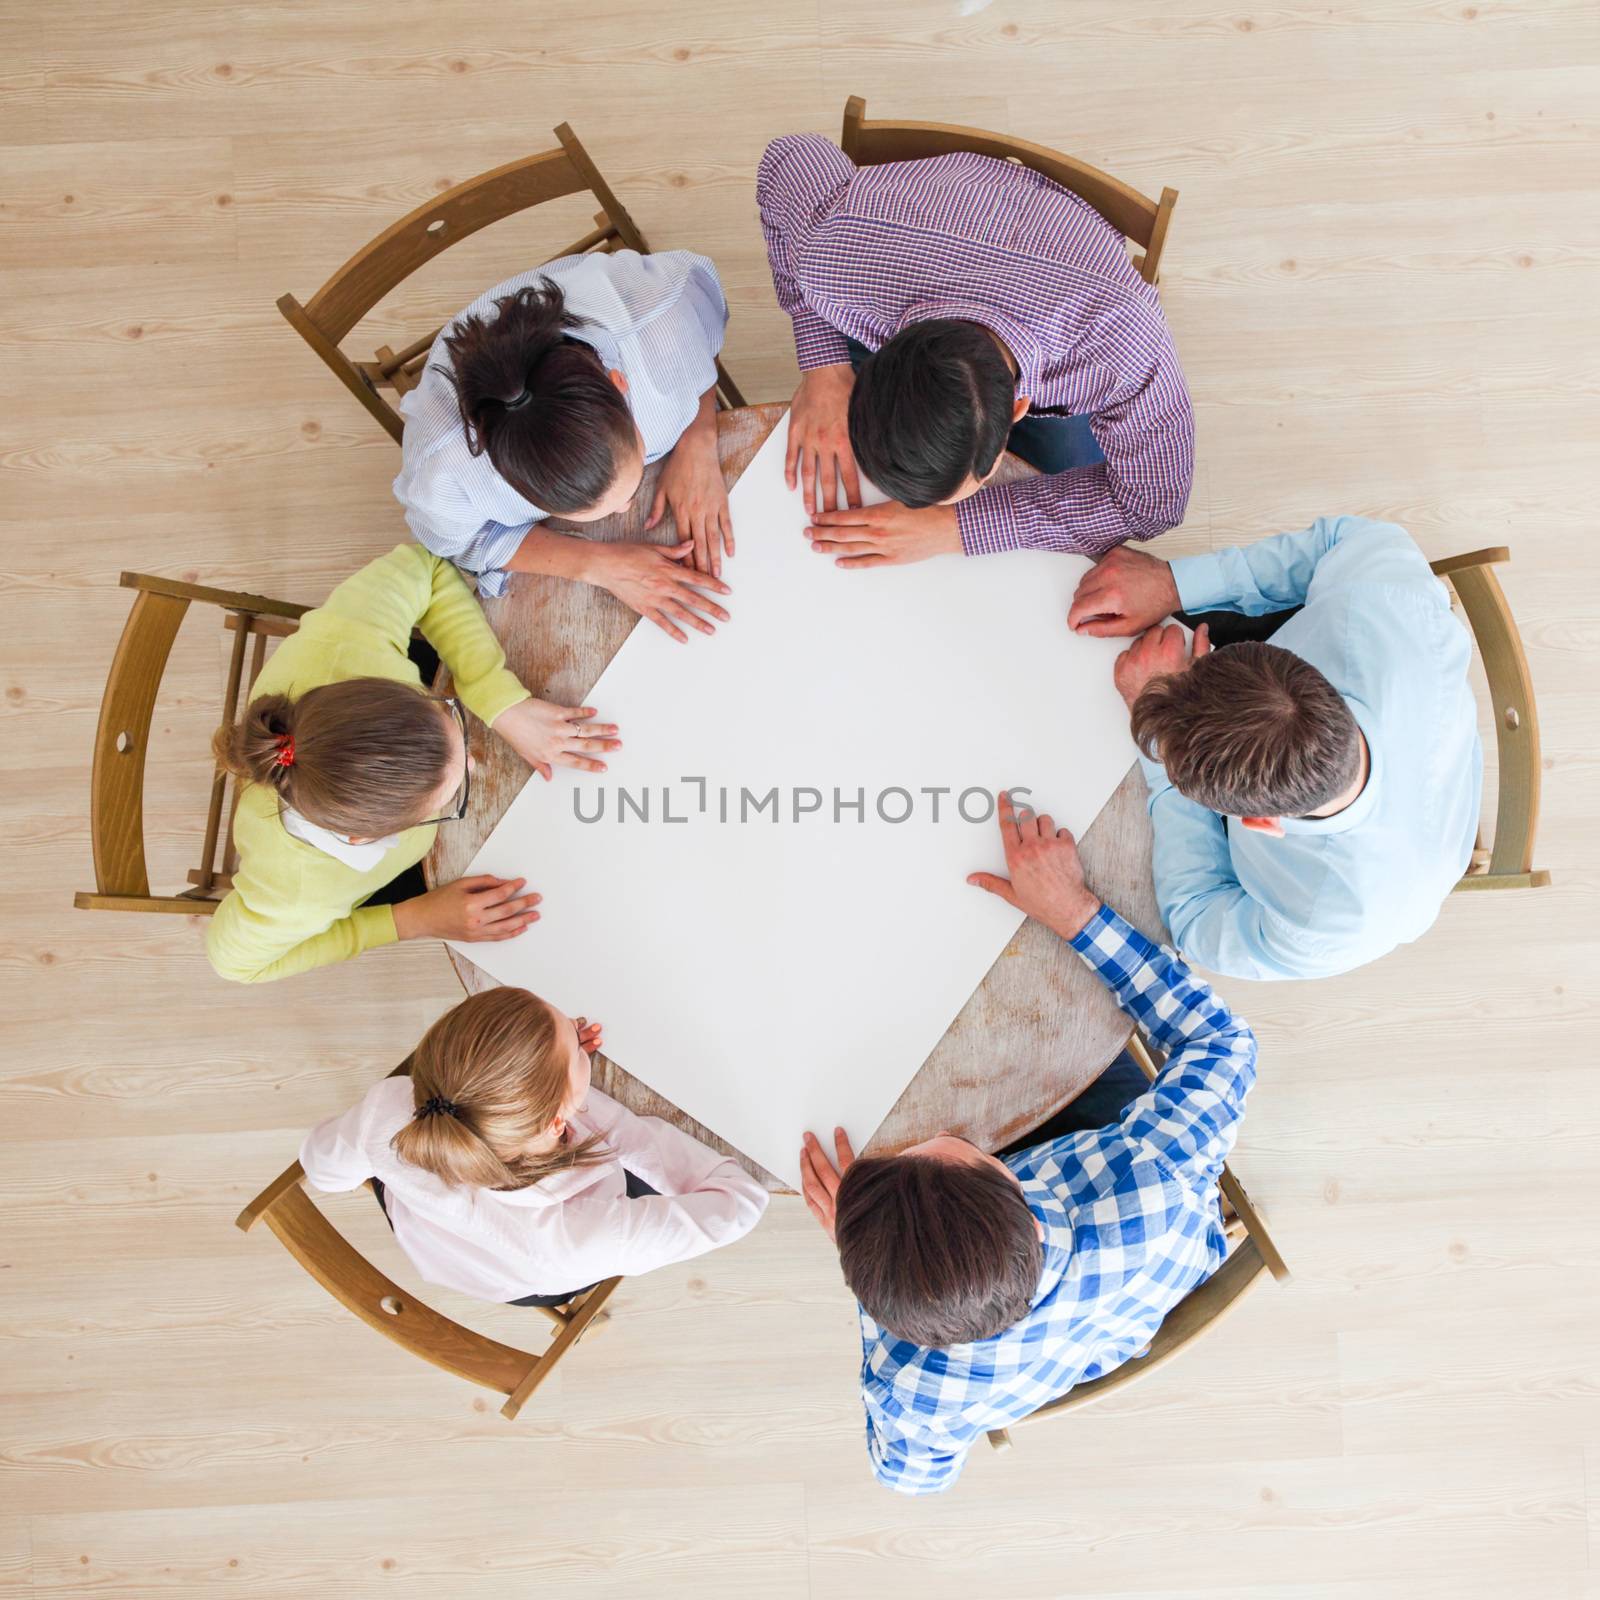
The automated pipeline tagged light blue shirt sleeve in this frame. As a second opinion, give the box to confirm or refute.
[1140,756,1338,982]
[1170,515,1436,616]
[650,251,728,387]
[398,469,540,587]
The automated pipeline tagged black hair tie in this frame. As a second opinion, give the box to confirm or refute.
[416,1094,461,1120]
[501,388,533,412]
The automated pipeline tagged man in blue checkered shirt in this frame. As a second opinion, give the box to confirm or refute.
[800,791,1259,1495]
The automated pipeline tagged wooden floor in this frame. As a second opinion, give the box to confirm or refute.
[4,2,1598,1595]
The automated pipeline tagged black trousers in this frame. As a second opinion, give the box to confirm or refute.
[1174,606,1301,647]
[997,1048,1151,1159]
[371,1169,659,1308]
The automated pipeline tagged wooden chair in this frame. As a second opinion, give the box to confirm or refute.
[237,1062,620,1419]
[73,574,308,916]
[987,1032,1288,1452]
[1431,548,1551,892]
[278,121,746,446]
[840,95,1178,285]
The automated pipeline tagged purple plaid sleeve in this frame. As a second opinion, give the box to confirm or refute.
[956,291,1195,555]
[756,135,856,371]
[754,135,1195,550]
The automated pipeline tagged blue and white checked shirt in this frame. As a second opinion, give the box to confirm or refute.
[393,250,729,596]
[858,905,1257,1495]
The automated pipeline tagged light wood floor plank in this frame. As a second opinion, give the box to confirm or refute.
[3,0,1597,1594]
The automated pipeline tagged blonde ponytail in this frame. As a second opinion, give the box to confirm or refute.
[391,988,607,1191]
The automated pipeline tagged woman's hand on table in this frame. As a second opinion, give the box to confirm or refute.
[394,874,541,943]
[786,363,862,515]
[645,399,733,579]
[799,1127,857,1242]
[583,539,733,644]
[967,791,1102,942]
[493,697,621,781]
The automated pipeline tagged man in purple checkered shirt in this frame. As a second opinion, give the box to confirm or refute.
[756,133,1195,569]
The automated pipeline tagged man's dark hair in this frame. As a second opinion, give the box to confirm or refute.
[1131,641,1361,817]
[834,1151,1042,1346]
[847,320,1016,508]
[438,278,636,515]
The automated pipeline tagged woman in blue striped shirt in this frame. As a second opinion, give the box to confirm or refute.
[394,251,736,643]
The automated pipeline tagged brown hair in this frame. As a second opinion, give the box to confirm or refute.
[834,1152,1042,1346]
[212,678,454,838]
[440,278,636,516]
[390,988,607,1191]
[1130,642,1360,818]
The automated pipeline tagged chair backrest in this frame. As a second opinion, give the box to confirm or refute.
[840,95,1178,284]
[74,574,307,916]
[986,1030,1287,1451]
[279,122,744,445]
[995,1235,1269,1446]
[1431,547,1551,891]
[236,1155,619,1419]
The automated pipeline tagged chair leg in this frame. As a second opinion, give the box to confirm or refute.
[500,1277,621,1419]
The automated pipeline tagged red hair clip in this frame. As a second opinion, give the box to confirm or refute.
[273,734,296,768]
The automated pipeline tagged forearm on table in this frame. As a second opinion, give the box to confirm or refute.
[502,524,604,582]
[678,386,718,445]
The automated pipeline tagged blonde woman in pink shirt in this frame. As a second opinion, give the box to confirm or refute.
[301,988,767,1305]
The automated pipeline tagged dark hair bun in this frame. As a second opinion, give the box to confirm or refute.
[439,278,637,516]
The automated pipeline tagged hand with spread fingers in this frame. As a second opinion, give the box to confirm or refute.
[1112,621,1212,711]
[584,538,733,644]
[493,697,622,781]
[805,500,962,568]
[798,1127,857,1242]
[394,873,543,944]
[967,791,1102,941]
[1067,546,1181,637]
[645,412,734,579]
[785,364,863,515]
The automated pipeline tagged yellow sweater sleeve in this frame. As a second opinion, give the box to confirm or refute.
[318,544,531,724]
[206,895,399,985]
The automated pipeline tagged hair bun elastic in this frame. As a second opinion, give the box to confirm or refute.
[501,387,533,412]
[416,1094,461,1120]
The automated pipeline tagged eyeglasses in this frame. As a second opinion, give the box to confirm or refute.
[416,697,473,826]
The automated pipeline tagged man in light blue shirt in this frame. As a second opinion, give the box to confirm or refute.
[1068,516,1482,981]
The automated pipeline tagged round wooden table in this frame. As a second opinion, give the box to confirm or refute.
[428,403,1165,1191]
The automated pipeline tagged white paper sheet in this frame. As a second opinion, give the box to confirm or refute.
[452,420,1139,1187]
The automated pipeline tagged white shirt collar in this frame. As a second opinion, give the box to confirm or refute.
[281,805,400,871]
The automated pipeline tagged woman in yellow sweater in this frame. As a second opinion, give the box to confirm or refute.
[206,543,618,984]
